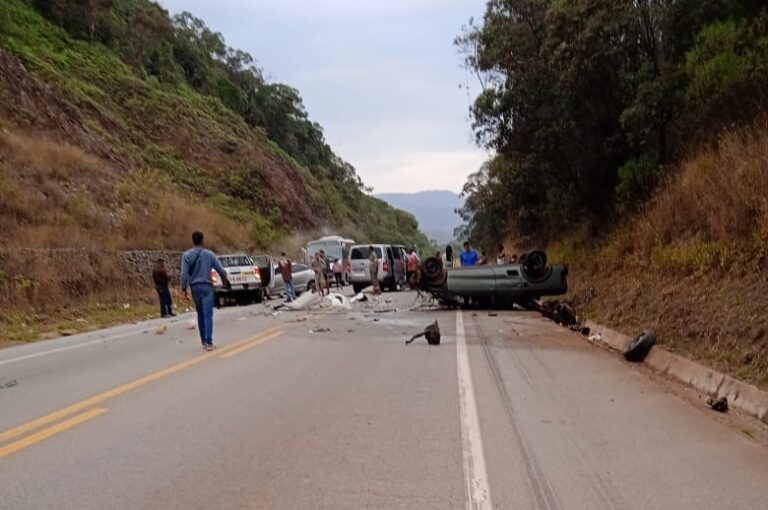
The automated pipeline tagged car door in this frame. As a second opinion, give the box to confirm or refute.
[446,265,497,296]
[350,246,370,281]
[252,254,274,289]
[491,266,523,296]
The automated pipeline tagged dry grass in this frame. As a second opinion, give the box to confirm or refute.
[616,125,768,266]
[0,129,250,251]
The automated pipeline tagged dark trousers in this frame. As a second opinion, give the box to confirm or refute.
[156,286,173,316]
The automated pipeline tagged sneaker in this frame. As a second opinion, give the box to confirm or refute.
[205,345,213,351]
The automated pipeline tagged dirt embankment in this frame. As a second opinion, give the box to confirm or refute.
[552,126,768,390]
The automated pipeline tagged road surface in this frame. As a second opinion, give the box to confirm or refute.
[1,291,767,509]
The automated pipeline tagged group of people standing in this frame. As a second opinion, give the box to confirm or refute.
[310,250,345,296]
[441,242,514,269]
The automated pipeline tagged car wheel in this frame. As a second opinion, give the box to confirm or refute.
[624,330,656,362]
[352,284,363,293]
[253,289,264,304]
[307,281,316,293]
[214,294,222,308]
[387,279,398,292]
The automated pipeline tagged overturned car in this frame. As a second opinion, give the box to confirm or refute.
[416,250,568,309]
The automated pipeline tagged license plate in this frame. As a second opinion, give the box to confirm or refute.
[230,275,247,284]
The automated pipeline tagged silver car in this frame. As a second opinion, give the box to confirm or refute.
[252,255,316,298]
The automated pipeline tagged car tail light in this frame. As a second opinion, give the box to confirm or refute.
[383,260,389,272]
[254,267,261,279]
[211,270,219,282]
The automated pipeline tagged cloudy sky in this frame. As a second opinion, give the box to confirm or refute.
[159,0,489,194]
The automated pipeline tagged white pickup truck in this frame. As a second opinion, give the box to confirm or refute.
[213,253,263,306]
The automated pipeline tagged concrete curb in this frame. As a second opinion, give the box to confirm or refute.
[583,320,768,426]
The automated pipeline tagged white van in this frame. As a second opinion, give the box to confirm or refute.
[348,244,402,293]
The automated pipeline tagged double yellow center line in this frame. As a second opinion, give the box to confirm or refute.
[0,327,285,458]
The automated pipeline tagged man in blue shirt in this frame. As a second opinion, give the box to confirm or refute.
[459,241,480,267]
[181,231,231,351]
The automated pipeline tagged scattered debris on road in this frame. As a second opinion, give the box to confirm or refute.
[1,379,18,390]
[406,320,441,346]
[155,324,168,335]
[309,327,331,334]
[707,396,729,413]
[539,300,577,327]
[373,309,396,314]
[326,293,352,310]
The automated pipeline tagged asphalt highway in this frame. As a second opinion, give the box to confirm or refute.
[1,291,767,509]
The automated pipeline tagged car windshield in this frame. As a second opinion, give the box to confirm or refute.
[307,241,343,260]
[220,255,251,267]
[350,247,383,259]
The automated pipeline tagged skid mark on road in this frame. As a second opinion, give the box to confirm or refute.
[479,317,624,510]
[475,325,562,510]
[456,311,494,510]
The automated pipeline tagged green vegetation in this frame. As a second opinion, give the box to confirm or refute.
[0,0,428,252]
[456,0,768,246]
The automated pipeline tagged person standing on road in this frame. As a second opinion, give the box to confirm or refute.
[152,258,176,318]
[181,231,231,351]
[310,252,326,295]
[444,244,455,268]
[406,250,419,284]
[278,252,296,302]
[496,244,506,265]
[369,246,381,295]
[459,241,480,267]
[332,258,344,287]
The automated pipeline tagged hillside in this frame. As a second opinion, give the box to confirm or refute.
[0,0,428,332]
[375,190,464,245]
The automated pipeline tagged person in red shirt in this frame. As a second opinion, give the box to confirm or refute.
[277,252,296,302]
[406,250,420,286]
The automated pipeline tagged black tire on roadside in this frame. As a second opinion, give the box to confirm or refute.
[253,289,264,304]
[624,330,656,362]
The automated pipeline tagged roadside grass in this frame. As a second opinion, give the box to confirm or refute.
[550,124,768,391]
[0,301,159,348]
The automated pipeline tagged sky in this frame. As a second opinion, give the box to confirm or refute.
[158,0,489,194]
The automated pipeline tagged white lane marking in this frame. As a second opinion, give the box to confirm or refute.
[0,330,138,367]
[456,310,494,510]
[0,305,258,366]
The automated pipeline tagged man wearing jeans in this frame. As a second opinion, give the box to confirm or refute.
[277,252,296,302]
[181,231,231,351]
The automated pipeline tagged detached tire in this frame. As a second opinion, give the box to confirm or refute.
[624,330,656,362]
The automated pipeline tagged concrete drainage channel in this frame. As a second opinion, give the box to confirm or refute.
[581,319,768,427]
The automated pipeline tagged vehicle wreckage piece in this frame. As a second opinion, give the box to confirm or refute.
[284,291,323,311]
[415,250,568,308]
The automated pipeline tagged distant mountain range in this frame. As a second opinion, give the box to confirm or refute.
[376,190,465,245]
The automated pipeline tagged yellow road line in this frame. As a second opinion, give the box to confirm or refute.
[219,330,285,358]
[0,327,282,445]
[0,408,108,459]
